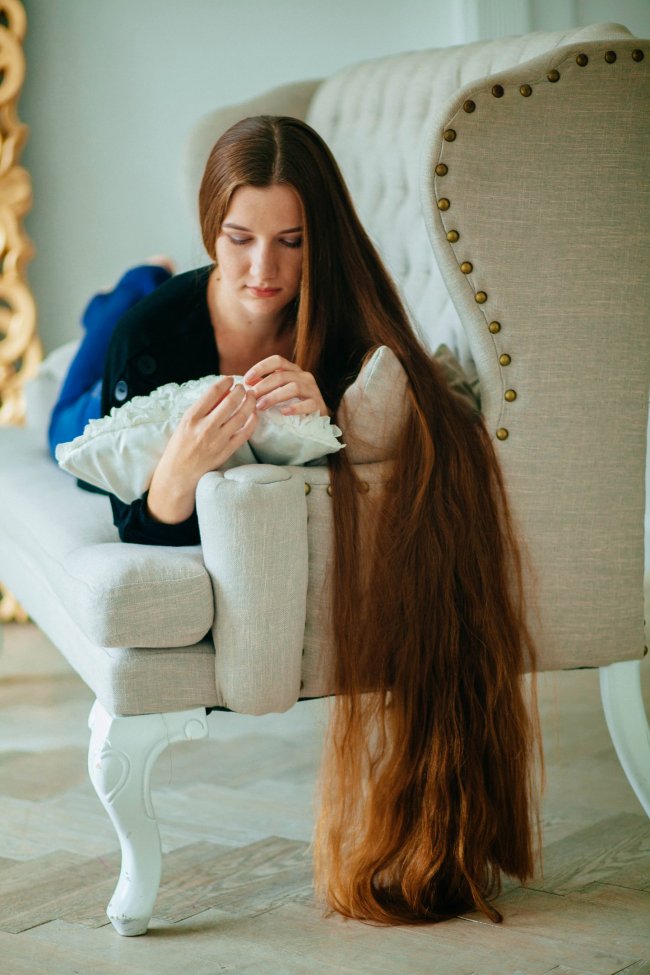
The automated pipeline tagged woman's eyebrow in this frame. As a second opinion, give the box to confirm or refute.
[222,222,303,233]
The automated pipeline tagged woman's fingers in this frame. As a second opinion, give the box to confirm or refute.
[188,376,235,419]
[243,355,295,385]
[244,358,326,413]
[220,388,257,432]
[248,369,297,397]
[229,406,258,443]
[255,379,301,409]
[279,397,319,415]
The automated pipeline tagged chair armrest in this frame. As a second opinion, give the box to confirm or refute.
[196,464,308,715]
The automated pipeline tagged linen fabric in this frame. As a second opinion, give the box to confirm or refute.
[196,466,309,715]
[420,37,648,670]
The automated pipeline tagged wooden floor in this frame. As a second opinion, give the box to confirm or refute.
[0,623,648,975]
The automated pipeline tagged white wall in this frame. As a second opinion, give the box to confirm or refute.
[20,0,649,352]
[21,0,460,352]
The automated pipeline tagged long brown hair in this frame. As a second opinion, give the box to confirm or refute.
[199,116,542,923]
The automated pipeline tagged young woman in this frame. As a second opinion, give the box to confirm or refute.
[52,115,541,924]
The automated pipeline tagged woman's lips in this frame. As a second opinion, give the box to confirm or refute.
[247,286,281,298]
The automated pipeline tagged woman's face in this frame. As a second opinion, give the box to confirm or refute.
[214,183,304,326]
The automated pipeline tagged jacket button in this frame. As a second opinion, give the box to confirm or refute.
[114,380,129,402]
[137,354,156,376]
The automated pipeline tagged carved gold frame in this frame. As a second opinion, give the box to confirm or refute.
[0,0,38,622]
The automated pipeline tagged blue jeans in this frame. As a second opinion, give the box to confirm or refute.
[48,264,172,458]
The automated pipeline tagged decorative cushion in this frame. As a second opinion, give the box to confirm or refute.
[338,346,410,463]
[55,374,345,503]
[337,343,479,463]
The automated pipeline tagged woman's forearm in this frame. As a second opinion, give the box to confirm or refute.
[145,461,199,524]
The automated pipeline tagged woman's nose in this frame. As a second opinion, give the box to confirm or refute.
[250,243,277,280]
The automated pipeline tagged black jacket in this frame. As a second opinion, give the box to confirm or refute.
[101,266,218,546]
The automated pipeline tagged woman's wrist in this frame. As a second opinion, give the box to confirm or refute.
[146,465,198,524]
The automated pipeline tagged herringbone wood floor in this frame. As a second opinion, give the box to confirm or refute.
[0,622,648,975]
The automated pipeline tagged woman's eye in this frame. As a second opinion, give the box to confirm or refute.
[281,238,302,249]
[228,236,251,246]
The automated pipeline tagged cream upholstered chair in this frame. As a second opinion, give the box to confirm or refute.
[0,20,648,937]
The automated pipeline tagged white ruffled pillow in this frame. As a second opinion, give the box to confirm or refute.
[55,375,345,503]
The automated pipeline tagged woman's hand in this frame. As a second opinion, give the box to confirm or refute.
[243,355,330,417]
[146,377,257,523]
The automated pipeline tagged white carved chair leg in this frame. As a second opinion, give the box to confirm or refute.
[599,659,650,817]
[87,700,209,936]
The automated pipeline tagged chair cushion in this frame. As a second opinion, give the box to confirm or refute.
[0,427,214,648]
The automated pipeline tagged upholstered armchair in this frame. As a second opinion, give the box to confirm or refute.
[0,20,647,937]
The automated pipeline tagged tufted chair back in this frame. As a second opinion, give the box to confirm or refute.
[305,22,636,364]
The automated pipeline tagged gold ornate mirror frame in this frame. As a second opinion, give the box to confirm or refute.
[0,0,38,622]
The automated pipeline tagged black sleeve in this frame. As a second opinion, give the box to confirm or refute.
[100,272,212,547]
[110,492,200,547]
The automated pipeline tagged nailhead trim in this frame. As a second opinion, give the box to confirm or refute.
[436,43,646,448]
